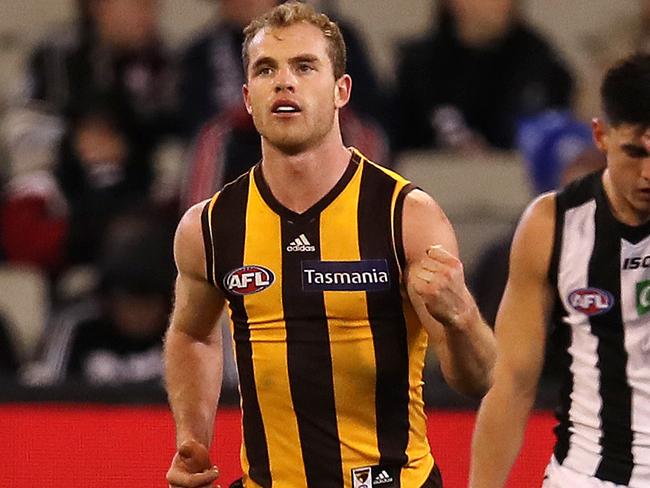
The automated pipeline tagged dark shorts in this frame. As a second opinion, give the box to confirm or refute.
[422,463,443,488]
[228,464,443,487]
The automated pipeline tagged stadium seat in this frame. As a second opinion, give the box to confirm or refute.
[396,150,533,270]
[0,264,48,360]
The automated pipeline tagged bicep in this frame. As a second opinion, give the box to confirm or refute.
[492,195,556,390]
[169,202,225,341]
[170,272,225,340]
[402,189,460,266]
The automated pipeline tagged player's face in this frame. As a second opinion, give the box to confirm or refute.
[243,22,351,154]
[594,119,650,224]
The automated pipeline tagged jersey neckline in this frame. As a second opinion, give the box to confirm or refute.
[253,148,362,221]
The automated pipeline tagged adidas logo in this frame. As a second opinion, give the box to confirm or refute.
[286,234,315,252]
[373,470,393,485]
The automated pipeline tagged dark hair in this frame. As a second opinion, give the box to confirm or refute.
[601,53,650,129]
[242,0,346,79]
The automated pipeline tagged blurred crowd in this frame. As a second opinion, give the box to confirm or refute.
[0,0,647,397]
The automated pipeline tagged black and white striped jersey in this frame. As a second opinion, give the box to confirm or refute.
[549,170,650,487]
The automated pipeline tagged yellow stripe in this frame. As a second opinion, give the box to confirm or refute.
[400,298,435,486]
[390,179,410,278]
[320,163,380,487]
[206,193,219,284]
[243,172,306,484]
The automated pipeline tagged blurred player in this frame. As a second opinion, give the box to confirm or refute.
[470,53,650,487]
[164,2,495,487]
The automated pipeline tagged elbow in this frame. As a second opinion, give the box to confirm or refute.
[444,365,495,400]
[474,373,495,399]
[458,377,493,400]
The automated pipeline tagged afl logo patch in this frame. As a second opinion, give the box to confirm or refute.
[224,265,275,295]
[568,288,614,316]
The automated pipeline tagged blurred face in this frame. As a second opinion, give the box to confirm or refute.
[448,0,514,44]
[242,22,351,154]
[594,119,650,225]
[111,291,169,339]
[93,0,159,50]
[74,116,127,165]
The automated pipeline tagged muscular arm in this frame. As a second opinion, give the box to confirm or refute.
[164,202,226,449]
[403,190,496,398]
[469,194,555,488]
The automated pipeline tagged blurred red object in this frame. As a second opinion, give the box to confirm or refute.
[1,172,69,271]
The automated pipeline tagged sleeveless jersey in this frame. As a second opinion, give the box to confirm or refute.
[201,149,435,488]
[549,170,650,487]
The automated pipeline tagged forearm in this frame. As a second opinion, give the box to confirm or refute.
[164,325,223,448]
[440,307,496,398]
[469,379,536,488]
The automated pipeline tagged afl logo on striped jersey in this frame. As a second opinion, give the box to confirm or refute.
[224,265,275,295]
[568,287,614,316]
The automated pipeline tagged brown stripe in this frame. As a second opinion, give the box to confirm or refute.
[358,163,410,469]
[393,183,416,273]
[420,464,443,488]
[212,173,272,486]
[281,215,343,487]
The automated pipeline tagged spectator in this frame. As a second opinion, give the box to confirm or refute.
[578,0,650,117]
[393,0,574,152]
[22,211,175,386]
[178,0,277,201]
[1,0,179,272]
[178,0,389,209]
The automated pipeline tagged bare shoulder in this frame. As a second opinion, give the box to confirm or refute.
[403,188,446,221]
[402,188,459,263]
[518,192,556,233]
[175,200,210,280]
[510,192,557,278]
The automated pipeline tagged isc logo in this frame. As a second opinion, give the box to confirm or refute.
[568,288,614,316]
[224,265,275,295]
[622,255,650,270]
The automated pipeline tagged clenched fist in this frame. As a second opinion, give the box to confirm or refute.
[407,244,475,329]
[167,439,220,488]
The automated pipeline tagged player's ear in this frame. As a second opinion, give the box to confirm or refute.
[592,118,608,153]
[334,74,351,109]
[243,84,253,115]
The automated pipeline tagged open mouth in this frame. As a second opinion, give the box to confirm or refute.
[272,100,301,114]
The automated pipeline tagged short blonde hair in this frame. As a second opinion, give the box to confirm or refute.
[242,1,347,79]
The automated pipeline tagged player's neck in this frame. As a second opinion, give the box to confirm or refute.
[260,132,352,214]
[603,170,650,226]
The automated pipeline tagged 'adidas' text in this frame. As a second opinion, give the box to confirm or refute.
[286,234,315,252]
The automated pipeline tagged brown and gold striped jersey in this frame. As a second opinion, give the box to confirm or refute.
[201,148,435,488]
